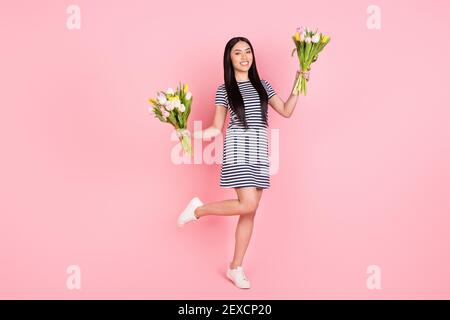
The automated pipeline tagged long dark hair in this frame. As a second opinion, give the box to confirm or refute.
[223,37,269,130]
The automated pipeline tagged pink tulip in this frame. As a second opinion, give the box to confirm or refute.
[296,26,305,34]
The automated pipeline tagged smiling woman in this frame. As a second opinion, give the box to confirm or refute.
[233,47,252,69]
[177,36,302,290]
[223,38,269,130]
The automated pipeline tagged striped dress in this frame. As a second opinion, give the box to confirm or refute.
[214,79,276,189]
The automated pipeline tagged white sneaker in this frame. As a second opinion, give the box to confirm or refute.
[177,197,203,227]
[226,265,251,289]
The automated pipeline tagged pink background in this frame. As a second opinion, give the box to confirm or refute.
[1,0,450,299]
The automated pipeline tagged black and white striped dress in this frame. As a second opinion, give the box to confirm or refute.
[214,79,276,189]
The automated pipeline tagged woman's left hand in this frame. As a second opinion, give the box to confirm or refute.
[298,69,310,81]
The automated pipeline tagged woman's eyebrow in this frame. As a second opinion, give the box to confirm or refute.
[233,48,251,52]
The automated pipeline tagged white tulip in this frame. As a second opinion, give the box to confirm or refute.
[185,91,192,100]
[305,37,312,43]
[300,32,305,42]
[166,88,174,95]
[157,93,167,104]
[165,102,174,111]
[178,104,186,112]
[312,34,320,43]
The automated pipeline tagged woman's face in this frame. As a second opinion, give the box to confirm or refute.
[230,41,253,73]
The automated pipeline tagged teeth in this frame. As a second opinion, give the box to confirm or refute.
[241,62,249,65]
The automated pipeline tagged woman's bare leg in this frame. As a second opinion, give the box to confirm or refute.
[230,187,263,269]
[192,186,264,269]
[194,187,261,218]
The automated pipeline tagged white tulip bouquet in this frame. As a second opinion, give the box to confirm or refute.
[148,82,193,154]
[291,26,330,95]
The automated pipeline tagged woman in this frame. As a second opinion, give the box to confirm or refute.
[177,36,305,289]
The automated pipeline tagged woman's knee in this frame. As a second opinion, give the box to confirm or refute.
[240,201,259,215]
[235,187,261,215]
[247,210,257,219]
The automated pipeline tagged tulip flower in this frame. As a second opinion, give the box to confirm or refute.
[148,81,194,154]
[291,26,330,95]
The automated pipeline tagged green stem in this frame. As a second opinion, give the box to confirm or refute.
[180,135,192,155]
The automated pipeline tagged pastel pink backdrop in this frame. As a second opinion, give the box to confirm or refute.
[1,0,449,299]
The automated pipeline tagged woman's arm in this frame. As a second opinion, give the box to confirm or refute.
[268,70,301,118]
[193,104,227,139]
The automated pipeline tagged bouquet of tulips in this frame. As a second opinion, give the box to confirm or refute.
[148,82,193,154]
[291,26,330,95]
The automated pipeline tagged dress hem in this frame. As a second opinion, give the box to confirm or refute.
[220,185,269,189]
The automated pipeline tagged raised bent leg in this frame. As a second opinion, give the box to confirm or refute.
[195,187,261,218]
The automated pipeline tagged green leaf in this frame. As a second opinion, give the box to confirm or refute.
[153,107,162,116]
[186,97,192,120]
[305,42,311,60]
[154,112,166,122]
[167,112,178,128]
[177,112,184,128]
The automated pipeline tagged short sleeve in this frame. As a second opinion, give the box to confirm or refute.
[214,84,228,108]
[262,79,276,99]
